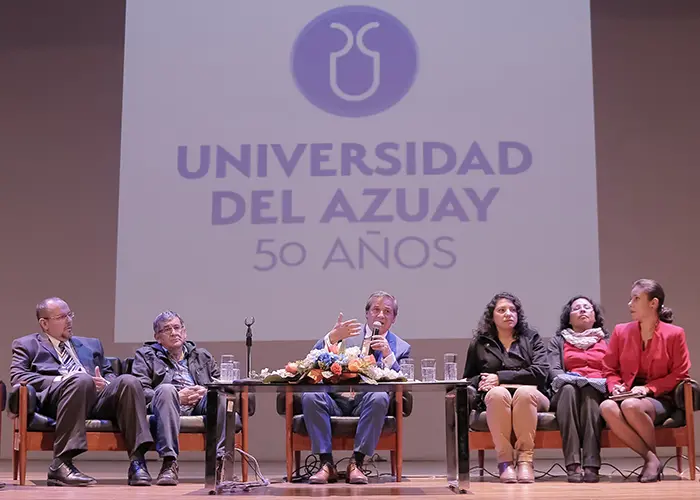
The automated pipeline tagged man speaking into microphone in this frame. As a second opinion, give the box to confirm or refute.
[301,291,411,485]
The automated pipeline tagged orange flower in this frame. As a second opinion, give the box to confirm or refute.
[307,369,323,384]
[347,359,362,372]
[285,362,298,374]
[365,354,377,365]
[330,362,342,375]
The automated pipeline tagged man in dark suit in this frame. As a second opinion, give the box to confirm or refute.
[131,310,231,486]
[302,291,412,485]
[10,297,153,486]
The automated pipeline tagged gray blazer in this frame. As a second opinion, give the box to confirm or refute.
[10,333,116,405]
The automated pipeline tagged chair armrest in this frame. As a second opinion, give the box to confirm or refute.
[123,357,135,375]
[0,381,6,412]
[237,391,256,416]
[276,390,302,416]
[389,391,413,417]
[105,357,122,376]
[673,378,700,411]
[467,385,478,410]
[7,383,38,419]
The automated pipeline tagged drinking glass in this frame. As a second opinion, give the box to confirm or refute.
[400,358,415,381]
[421,358,437,382]
[220,355,235,382]
[444,353,458,381]
[231,361,241,381]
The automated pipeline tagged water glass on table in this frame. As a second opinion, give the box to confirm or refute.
[421,358,437,382]
[444,353,458,381]
[220,355,235,382]
[231,361,241,381]
[399,358,415,381]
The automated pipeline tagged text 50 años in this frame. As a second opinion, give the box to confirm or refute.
[253,232,456,271]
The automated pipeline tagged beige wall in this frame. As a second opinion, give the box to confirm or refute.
[1,1,699,462]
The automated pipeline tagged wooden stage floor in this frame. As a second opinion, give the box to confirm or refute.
[1,458,698,499]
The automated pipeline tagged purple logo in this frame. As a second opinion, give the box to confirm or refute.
[291,6,418,118]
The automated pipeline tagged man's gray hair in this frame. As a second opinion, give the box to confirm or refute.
[364,291,398,316]
[153,310,184,333]
[36,296,65,321]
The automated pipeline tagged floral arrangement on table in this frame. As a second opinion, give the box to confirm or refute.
[260,345,406,385]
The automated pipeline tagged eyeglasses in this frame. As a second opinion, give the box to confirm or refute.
[159,324,184,335]
[42,311,75,321]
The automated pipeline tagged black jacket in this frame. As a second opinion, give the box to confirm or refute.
[131,340,219,404]
[546,330,610,383]
[463,329,549,406]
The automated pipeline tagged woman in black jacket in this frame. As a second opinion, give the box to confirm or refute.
[547,296,608,483]
[463,292,549,483]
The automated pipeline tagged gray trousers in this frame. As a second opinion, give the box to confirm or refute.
[42,373,153,460]
[150,383,235,459]
[553,383,605,468]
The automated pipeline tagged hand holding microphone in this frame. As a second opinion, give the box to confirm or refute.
[369,320,390,356]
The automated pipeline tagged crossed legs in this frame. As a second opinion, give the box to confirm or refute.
[600,398,661,481]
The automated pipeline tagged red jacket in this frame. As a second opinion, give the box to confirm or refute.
[603,321,691,396]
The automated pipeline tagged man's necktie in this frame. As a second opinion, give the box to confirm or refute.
[58,341,84,374]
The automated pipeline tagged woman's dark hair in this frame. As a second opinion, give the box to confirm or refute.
[633,278,674,323]
[475,292,530,338]
[558,295,607,333]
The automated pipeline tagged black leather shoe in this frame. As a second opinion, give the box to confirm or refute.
[156,460,179,486]
[47,461,97,487]
[583,467,600,483]
[128,459,152,486]
[566,464,583,483]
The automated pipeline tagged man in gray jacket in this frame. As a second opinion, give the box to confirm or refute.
[131,310,228,486]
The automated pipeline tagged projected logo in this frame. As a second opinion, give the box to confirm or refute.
[291,5,418,118]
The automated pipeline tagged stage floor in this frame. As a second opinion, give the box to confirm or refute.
[1,458,698,499]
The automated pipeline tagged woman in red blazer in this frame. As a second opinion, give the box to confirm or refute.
[600,279,691,483]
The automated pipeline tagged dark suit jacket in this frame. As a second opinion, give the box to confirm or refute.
[9,333,116,405]
[131,340,219,404]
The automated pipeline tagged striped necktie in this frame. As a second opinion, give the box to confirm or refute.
[58,341,84,374]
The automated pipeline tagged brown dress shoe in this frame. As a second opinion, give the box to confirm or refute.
[346,462,368,484]
[516,461,535,483]
[497,462,517,483]
[309,463,338,484]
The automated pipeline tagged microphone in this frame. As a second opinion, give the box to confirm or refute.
[372,320,381,337]
[244,316,255,378]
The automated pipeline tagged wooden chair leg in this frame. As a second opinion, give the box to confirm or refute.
[241,388,249,482]
[390,450,396,478]
[396,449,403,483]
[19,384,28,486]
[478,449,485,477]
[294,451,301,473]
[683,380,696,480]
[12,419,19,481]
[12,449,18,480]
[12,428,18,481]
[676,447,683,473]
[285,388,294,482]
[395,388,403,482]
